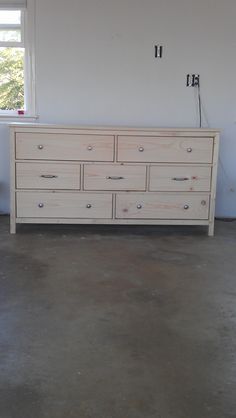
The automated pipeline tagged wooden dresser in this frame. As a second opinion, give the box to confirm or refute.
[10,124,220,235]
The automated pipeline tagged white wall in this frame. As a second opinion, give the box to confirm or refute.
[0,0,236,216]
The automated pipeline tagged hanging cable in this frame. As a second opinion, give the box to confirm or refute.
[193,78,235,198]
[197,80,202,128]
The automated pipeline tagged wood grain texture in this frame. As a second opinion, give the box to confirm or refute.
[118,136,213,163]
[10,128,16,234]
[116,193,210,220]
[208,133,220,236]
[16,192,113,219]
[10,123,220,135]
[149,165,211,192]
[16,218,210,226]
[16,162,81,190]
[84,164,146,191]
[10,125,220,235]
[16,133,114,161]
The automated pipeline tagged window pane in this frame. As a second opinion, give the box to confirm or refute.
[0,29,21,42]
[0,47,24,110]
[0,10,21,25]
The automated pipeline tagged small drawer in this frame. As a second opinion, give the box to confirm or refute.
[16,162,80,190]
[149,166,212,192]
[116,193,210,220]
[118,136,213,163]
[84,164,146,191]
[16,133,114,161]
[17,192,113,219]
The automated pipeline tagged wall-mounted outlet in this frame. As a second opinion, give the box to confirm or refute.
[155,45,163,58]
[187,74,200,87]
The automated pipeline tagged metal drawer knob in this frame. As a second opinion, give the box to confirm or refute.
[38,203,44,208]
[86,204,92,209]
[87,145,93,151]
[137,204,142,209]
[201,200,207,206]
[38,145,44,150]
[184,205,189,210]
[187,147,193,153]
[139,147,144,152]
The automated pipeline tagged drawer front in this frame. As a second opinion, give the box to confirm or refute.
[84,164,146,191]
[149,166,212,192]
[118,136,213,163]
[116,194,210,220]
[16,133,114,161]
[16,162,80,190]
[17,192,112,219]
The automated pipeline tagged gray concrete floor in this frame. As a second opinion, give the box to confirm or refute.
[0,216,236,418]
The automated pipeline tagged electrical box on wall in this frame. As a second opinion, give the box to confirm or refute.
[187,74,200,87]
[154,45,163,58]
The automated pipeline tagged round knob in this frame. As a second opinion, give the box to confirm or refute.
[38,145,44,150]
[86,204,92,209]
[137,204,142,210]
[139,147,144,152]
[184,205,189,210]
[187,147,193,153]
[201,200,207,206]
[87,145,93,151]
[38,203,44,208]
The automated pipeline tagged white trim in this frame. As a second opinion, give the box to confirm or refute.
[24,0,36,117]
[0,108,38,121]
[0,41,24,46]
[0,10,23,46]
[0,2,27,8]
[0,115,38,122]
[0,19,25,48]
[0,23,21,27]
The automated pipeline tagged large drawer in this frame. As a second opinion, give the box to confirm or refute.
[15,133,114,161]
[117,136,213,163]
[16,162,80,190]
[84,164,146,191]
[17,192,113,218]
[149,165,211,192]
[116,193,210,220]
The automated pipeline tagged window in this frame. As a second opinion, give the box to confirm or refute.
[0,0,35,118]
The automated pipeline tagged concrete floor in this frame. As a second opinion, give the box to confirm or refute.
[0,217,236,418]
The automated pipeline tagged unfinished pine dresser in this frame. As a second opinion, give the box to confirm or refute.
[10,124,220,235]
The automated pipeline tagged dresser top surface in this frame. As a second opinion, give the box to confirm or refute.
[9,123,220,135]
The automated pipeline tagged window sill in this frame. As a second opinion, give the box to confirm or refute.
[0,114,39,123]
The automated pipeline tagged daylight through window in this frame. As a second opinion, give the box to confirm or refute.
[0,9,25,113]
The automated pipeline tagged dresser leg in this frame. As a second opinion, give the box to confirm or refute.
[10,219,16,234]
[208,222,214,237]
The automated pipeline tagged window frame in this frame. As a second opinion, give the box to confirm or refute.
[0,9,24,46]
[0,0,37,120]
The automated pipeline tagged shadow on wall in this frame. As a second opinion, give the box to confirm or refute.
[0,124,10,214]
[0,183,9,214]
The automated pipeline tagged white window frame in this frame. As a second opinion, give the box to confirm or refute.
[0,10,24,47]
[0,0,37,120]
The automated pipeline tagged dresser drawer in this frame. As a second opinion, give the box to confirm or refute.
[17,192,113,219]
[118,136,213,163]
[116,194,210,220]
[16,162,80,190]
[15,133,114,161]
[84,164,146,191]
[149,166,211,192]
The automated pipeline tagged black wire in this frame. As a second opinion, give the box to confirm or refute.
[197,83,202,128]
